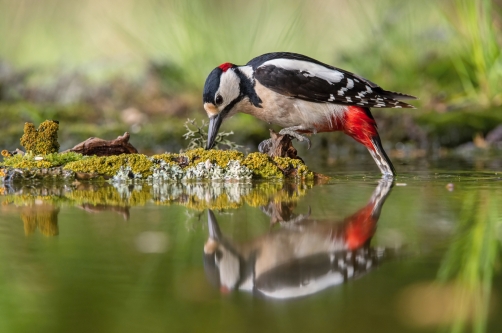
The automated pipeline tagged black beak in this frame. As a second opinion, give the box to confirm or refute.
[207,210,222,241]
[206,114,223,150]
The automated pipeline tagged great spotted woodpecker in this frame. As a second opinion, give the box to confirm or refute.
[203,52,416,176]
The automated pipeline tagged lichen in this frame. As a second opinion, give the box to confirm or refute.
[20,120,60,155]
[180,159,252,181]
[149,161,185,182]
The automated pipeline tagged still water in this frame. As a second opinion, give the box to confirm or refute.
[1,163,501,333]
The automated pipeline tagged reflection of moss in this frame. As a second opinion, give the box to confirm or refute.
[21,204,60,236]
[243,181,312,207]
[185,193,241,210]
[2,194,66,207]
[20,120,60,155]
[1,191,61,236]
[242,182,284,207]
[65,185,152,206]
[2,180,313,212]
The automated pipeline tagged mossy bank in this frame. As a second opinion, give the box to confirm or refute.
[1,148,318,183]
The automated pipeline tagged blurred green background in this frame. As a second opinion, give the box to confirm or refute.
[0,0,501,154]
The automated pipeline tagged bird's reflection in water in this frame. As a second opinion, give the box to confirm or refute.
[203,180,393,299]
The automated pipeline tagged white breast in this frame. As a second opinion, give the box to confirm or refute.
[237,81,347,130]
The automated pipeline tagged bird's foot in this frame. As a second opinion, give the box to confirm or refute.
[278,128,311,149]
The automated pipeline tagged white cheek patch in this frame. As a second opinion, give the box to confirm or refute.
[260,59,345,84]
[217,69,241,111]
[216,248,240,289]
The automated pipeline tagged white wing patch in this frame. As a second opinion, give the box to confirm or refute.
[260,58,345,84]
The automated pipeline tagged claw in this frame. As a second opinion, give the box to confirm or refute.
[278,129,311,149]
[305,137,311,150]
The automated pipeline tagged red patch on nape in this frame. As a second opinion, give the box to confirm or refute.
[218,62,234,72]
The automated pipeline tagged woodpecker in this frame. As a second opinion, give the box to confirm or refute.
[202,52,416,177]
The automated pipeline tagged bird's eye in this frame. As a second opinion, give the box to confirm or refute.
[215,95,223,106]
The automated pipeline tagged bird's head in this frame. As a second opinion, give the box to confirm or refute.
[203,62,244,149]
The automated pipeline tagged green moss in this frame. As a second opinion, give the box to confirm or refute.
[151,152,181,164]
[0,152,83,169]
[242,152,283,179]
[2,148,315,182]
[152,149,247,169]
[64,154,154,177]
[20,120,60,155]
[182,148,245,168]
[273,156,314,179]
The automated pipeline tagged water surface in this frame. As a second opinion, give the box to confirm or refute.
[1,166,501,333]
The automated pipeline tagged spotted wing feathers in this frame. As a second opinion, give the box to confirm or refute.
[253,57,416,109]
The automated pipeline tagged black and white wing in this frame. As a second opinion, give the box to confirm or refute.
[247,52,416,109]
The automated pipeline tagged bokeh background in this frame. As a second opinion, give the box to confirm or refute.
[1,0,501,157]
